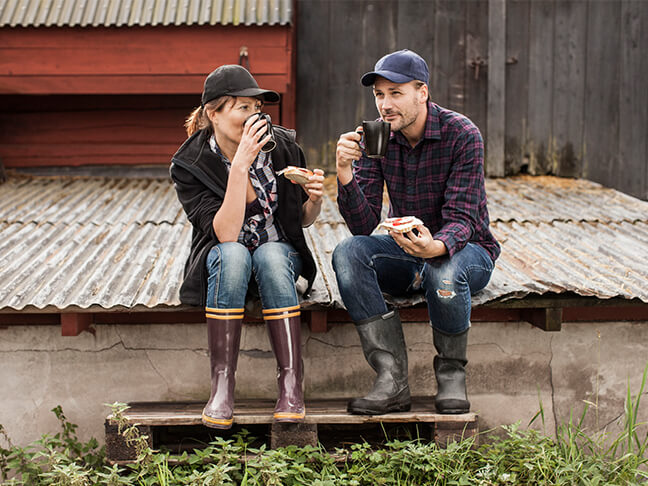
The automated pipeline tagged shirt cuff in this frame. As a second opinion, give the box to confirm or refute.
[433,232,457,258]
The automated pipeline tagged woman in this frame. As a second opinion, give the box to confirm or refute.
[170,65,324,429]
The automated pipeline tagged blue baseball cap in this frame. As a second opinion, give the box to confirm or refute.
[361,49,429,86]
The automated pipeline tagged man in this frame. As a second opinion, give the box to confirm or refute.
[333,49,500,415]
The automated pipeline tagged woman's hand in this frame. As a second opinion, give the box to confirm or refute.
[231,115,272,170]
[301,169,325,204]
[301,169,325,227]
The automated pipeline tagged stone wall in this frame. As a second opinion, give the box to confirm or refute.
[1,320,647,446]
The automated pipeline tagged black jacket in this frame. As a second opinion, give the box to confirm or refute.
[170,127,317,307]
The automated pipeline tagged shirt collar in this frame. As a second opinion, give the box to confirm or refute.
[390,101,441,146]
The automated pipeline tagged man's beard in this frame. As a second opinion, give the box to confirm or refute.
[383,109,418,132]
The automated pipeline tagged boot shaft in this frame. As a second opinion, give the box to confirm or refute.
[264,306,305,421]
[432,327,468,364]
[355,310,408,385]
[205,308,244,373]
[432,327,470,413]
[264,305,303,372]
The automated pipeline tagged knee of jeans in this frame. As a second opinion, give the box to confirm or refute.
[252,242,291,269]
[424,268,461,303]
[207,242,251,278]
[333,237,367,272]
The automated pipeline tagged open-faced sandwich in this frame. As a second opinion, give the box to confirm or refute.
[276,166,314,184]
[378,216,424,233]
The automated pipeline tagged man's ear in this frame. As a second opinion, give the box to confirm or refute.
[419,84,429,104]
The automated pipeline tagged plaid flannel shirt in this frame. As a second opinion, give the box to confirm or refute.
[337,101,500,262]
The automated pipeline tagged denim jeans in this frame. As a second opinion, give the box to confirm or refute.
[206,241,302,310]
[332,235,494,334]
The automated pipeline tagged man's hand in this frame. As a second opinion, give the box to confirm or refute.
[391,224,448,259]
[335,128,362,185]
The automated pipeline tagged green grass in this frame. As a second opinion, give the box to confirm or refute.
[1,364,647,485]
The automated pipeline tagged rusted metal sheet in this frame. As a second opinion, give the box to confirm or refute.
[1,174,647,312]
[0,0,292,27]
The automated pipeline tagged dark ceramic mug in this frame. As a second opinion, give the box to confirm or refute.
[246,112,276,152]
[361,120,391,159]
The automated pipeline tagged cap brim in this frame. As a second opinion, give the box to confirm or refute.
[228,87,280,103]
[361,70,415,86]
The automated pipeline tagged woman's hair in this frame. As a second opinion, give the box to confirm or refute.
[184,96,235,136]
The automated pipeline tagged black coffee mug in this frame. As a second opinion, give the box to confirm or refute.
[246,112,276,152]
[361,120,391,158]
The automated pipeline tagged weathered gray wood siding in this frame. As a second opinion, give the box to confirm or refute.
[296,0,648,200]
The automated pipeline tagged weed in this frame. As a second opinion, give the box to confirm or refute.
[1,366,647,485]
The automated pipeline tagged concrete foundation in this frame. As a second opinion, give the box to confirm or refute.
[1,319,647,446]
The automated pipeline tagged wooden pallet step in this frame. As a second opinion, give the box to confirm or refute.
[108,397,476,425]
[105,397,478,462]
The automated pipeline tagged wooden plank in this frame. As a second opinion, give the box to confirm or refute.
[0,26,292,95]
[618,0,648,199]
[504,0,530,174]
[0,74,290,95]
[486,0,506,177]
[552,0,587,178]
[0,47,289,76]
[0,100,280,168]
[582,1,621,187]
[326,0,397,163]
[296,0,330,166]
[108,398,478,426]
[0,26,290,75]
[526,0,554,175]
[464,0,489,142]
[0,25,289,49]
[429,0,466,111]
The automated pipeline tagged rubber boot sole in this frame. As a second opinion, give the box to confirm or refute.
[347,387,411,415]
[273,409,306,423]
[201,413,234,429]
[434,397,470,414]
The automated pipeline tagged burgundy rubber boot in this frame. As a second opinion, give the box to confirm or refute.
[264,306,305,422]
[201,308,243,429]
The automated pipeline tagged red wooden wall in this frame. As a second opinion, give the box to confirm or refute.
[0,25,294,168]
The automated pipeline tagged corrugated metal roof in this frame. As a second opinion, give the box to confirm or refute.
[1,174,647,312]
[0,0,292,27]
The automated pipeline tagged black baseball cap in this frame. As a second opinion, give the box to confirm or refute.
[361,49,429,86]
[201,65,280,106]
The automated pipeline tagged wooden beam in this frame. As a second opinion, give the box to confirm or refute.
[60,313,94,336]
[306,310,329,333]
[520,307,562,332]
[1,300,646,333]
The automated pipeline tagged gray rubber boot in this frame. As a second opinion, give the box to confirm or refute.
[347,310,411,415]
[433,327,470,414]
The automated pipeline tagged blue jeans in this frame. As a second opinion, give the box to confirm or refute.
[332,235,494,334]
[206,241,302,310]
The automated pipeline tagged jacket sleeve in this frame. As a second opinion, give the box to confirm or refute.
[170,163,222,240]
